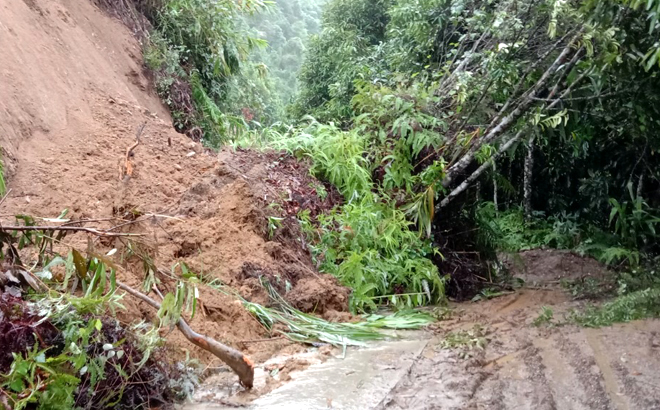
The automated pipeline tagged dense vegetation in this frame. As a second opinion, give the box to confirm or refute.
[129,0,326,146]
[129,0,660,313]
[246,0,326,108]
[280,0,660,309]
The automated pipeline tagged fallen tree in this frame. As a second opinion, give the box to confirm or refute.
[116,281,255,388]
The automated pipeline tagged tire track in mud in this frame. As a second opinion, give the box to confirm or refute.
[377,287,658,410]
[582,329,625,410]
[181,253,660,409]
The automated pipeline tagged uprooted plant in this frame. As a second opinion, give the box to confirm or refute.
[0,209,443,407]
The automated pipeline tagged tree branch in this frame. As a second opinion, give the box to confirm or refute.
[441,31,582,191]
[439,60,596,209]
[532,90,623,103]
[117,281,255,388]
[487,31,576,130]
[439,130,525,208]
[0,225,143,237]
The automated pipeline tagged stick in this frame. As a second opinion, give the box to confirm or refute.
[116,282,255,388]
[0,223,253,386]
[0,189,13,208]
[122,122,146,181]
[0,225,142,237]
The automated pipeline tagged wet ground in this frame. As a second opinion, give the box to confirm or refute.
[379,290,660,410]
[182,289,660,409]
[183,251,660,409]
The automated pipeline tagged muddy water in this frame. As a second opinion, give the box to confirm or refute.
[182,338,428,409]
[252,339,428,409]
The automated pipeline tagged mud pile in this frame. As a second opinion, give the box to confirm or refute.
[0,0,347,364]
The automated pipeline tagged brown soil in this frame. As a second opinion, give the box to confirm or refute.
[0,0,347,367]
[502,248,612,286]
[378,292,660,410]
[192,345,331,408]
[181,251,660,409]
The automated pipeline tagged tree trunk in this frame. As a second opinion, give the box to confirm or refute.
[524,134,535,219]
[117,282,255,388]
[637,170,645,198]
[493,162,499,212]
[441,35,580,190]
[439,131,523,209]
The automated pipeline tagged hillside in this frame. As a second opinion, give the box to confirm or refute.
[0,0,347,366]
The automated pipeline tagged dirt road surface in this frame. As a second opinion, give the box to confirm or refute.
[186,251,660,409]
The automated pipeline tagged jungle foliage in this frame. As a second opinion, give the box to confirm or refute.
[284,0,660,304]
[0,220,199,409]
[246,0,327,107]
[131,0,660,312]
[135,0,325,147]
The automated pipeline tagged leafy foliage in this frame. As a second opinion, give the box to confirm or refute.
[141,0,277,145]
[532,306,555,327]
[267,120,445,312]
[289,0,660,262]
[135,0,660,315]
[246,0,326,106]
[572,287,660,327]
[475,203,581,252]
[0,222,198,409]
[239,281,434,347]
[438,325,488,359]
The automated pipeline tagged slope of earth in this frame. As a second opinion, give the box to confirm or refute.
[0,0,348,368]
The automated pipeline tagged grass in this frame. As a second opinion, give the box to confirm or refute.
[532,306,555,327]
[0,155,6,196]
[207,279,435,347]
[571,287,660,327]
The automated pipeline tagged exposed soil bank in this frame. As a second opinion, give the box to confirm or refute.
[0,0,347,367]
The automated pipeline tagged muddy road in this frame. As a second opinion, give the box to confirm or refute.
[380,289,660,410]
[186,251,660,410]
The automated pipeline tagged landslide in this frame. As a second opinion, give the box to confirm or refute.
[0,0,348,364]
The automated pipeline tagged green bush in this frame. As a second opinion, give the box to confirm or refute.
[273,120,445,312]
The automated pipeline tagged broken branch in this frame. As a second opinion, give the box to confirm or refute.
[116,281,255,388]
[0,225,143,237]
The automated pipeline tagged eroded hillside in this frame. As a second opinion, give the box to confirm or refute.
[0,0,347,366]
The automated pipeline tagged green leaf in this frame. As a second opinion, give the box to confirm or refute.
[71,249,88,281]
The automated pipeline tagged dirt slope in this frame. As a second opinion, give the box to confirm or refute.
[0,0,347,366]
